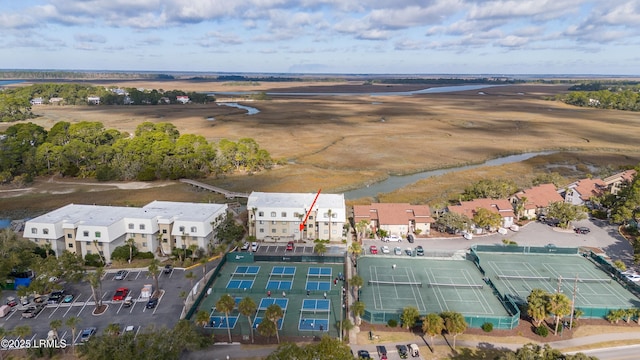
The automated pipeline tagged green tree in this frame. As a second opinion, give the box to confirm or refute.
[355,219,370,242]
[148,258,161,294]
[106,323,121,336]
[257,316,277,342]
[462,178,517,200]
[314,242,327,256]
[238,297,257,343]
[265,303,284,344]
[350,275,364,299]
[185,271,196,290]
[49,319,62,340]
[401,306,420,331]
[126,238,135,263]
[65,316,80,354]
[435,211,470,233]
[422,313,445,349]
[547,292,572,335]
[348,241,362,259]
[441,311,467,351]
[546,201,588,229]
[472,207,503,231]
[527,288,549,327]
[351,300,366,326]
[266,336,353,360]
[87,267,105,312]
[216,294,236,343]
[195,310,211,328]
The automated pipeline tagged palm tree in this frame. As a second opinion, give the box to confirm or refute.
[401,306,420,331]
[216,294,236,343]
[66,316,80,353]
[350,274,364,297]
[12,325,31,341]
[200,257,208,276]
[49,319,62,340]
[87,267,104,312]
[526,288,549,327]
[356,219,370,242]
[351,301,365,326]
[148,258,161,295]
[195,310,211,328]
[547,292,571,335]
[314,242,327,256]
[257,318,277,342]
[238,297,257,343]
[264,303,283,344]
[189,244,199,260]
[126,237,135,263]
[185,271,196,290]
[422,313,445,350]
[327,209,333,240]
[106,323,121,336]
[348,242,362,260]
[92,239,106,265]
[441,311,467,351]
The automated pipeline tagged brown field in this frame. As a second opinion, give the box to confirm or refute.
[2,80,640,216]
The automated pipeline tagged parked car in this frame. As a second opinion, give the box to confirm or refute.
[357,350,371,359]
[251,242,259,252]
[6,297,18,307]
[625,274,640,282]
[286,241,294,251]
[376,345,388,360]
[381,246,390,254]
[396,344,409,359]
[21,304,44,319]
[369,246,378,255]
[123,325,135,335]
[113,287,129,301]
[164,264,173,274]
[574,226,591,234]
[240,241,250,251]
[146,297,159,309]
[114,270,128,280]
[383,234,401,242]
[394,247,402,255]
[48,290,65,304]
[124,296,133,307]
[405,247,413,256]
[416,245,424,256]
[62,294,74,303]
[80,327,96,342]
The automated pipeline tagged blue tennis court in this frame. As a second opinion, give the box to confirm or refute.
[306,280,332,291]
[298,318,329,332]
[258,298,289,310]
[266,280,292,290]
[302,299,330,312]
[253,317,283,330]
[271,266,296,276]
[234,297,243,308]
[207,315,239,329]
[226,279,254,289]
[308,267,332,277]
[232,265,260,276]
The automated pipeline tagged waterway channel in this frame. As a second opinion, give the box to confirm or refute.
[344,151,556,200]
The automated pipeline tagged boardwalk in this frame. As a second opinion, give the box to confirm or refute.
[179,179,249,199]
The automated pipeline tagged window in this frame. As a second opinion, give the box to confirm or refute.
[98,251,104,255]
[324,222,329,226]
[34,239,39,242]
[67,233,72,238]
[282,221,286,225]
[162,229,167,234]
[294,212,300,218]
[31,228,37,234]
[281,212,287,217]
[87,250,92,254]
[259,229,264,233]
[192,236,197,241]
[191,226,197,232]
[128,223,134,229]
[332,229,337,234]
[324,229,329,234]
[332,213,337,218]
[68,243,73,248]
[83,231,89,237]
[142,242,147,247]
[43,228,49,235]
[309,216,313,220]
[258,211,264,217]
[139,224,145,230]
[95,231,101,238]
[323,212,328,218]
[271,212,276,217]
[163,238,168,243]
[282,229,287,234]
[271,229,276,233]
[179,226,185,232]
[259,220,264,225]
[272,221,276,225]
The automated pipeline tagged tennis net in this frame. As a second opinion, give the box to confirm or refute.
[427,283,484,289]
[497,275,551,281]
[368,280,422,287]
[564,277,611,284]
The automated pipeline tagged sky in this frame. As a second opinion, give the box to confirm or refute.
[1,0,639,75]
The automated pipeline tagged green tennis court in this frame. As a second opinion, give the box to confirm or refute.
[474,250,638,315]
[357,256,515,328]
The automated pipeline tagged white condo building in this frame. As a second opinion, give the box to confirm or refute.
[247,192,346,241]
[23,201,228,262]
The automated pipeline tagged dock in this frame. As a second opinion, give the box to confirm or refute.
[179,179,249,199]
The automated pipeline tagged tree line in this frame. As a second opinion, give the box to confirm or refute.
[557,84,640,111]
[0,121,274,184]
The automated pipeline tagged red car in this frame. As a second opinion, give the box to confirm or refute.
[286,241,294,251]
[369,245,378,254]
[113,287,129,301]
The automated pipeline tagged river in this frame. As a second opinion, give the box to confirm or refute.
[344,151,556,200]
[217,102,260,115]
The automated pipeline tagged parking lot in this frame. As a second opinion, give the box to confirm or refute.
[1,266,191,344]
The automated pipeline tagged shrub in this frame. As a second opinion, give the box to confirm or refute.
[135,251,155,259]
[535,325,549,337]
[84,253,102,267]
[387,319,398,327]
[481,322,493,332]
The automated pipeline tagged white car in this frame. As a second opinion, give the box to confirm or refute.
[240,242,250,251]
[381,246,390,254]
[625,274,640,282]
[251,242,259,252]
[384,235,401,242]
[394,247,402,255]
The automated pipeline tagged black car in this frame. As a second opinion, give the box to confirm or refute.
[574,226,590,234]
[376,345,388,360]
[357,350,370,359]
[396,344,408,359]
[146,297,158,309]
[416,245,424,256]
[48,290,64,304]
[164,264,173,274]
